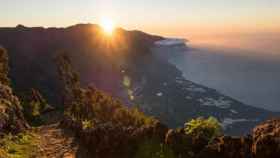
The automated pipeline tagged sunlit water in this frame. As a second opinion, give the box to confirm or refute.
[166,35,280,111]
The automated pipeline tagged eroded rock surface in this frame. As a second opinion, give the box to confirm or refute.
[252,118,280,158]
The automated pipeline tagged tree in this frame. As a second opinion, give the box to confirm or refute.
[55,53,90,120]
[55,53,81,105]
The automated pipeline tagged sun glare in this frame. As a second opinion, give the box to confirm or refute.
[100,18,116,35]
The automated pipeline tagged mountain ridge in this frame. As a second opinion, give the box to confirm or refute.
[0,24,278,135]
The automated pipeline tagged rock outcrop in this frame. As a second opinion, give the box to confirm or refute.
[252,118,280,158]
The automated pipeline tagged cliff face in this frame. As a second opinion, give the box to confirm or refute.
[0,47,28,134]
[252,119,280,158]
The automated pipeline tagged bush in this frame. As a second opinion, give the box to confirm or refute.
[184,117,222,143]
[66,86,157,128]
[56,54,156,128]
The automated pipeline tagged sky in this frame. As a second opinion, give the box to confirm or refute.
[1,0,280,38]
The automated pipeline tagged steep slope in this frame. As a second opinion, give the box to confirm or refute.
[126,41,279,135]
[0,24,162,105]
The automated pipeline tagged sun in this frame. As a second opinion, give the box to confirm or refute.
[100,18,116,35]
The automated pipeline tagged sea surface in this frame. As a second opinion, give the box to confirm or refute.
[164,35,280,111]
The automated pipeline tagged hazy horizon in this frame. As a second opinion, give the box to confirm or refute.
[1,0,280,38]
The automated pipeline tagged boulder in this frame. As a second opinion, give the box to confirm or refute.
[197,135,252,158]
[252,118,280,158]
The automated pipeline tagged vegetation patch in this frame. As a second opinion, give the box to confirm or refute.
[0,132,41,158]
[22,89,54,126]
[57,54,156,128]
[185,117,222,143]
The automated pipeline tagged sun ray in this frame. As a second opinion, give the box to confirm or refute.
[100,18,116,35]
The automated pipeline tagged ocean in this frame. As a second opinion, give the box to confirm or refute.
[161,35,280,111]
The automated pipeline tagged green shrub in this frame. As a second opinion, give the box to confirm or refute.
[184,117,222,142]
[70,87,156,128]
[135,140,175,158]
[0,132,40,158]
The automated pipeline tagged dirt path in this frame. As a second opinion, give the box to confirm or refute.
[36,124,79,158]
